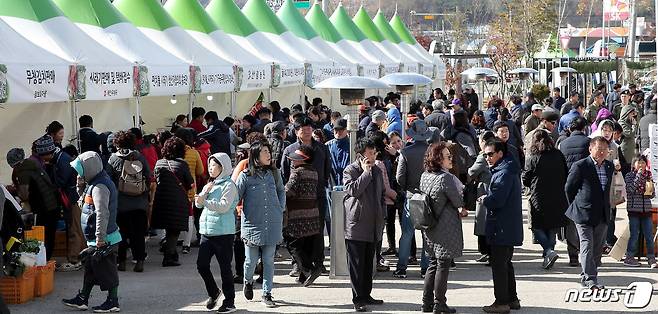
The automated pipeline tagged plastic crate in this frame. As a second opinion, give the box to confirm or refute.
[24,226,45,242]
[34,261,55,297]
[53,231,67,258]
[0,267,36,304]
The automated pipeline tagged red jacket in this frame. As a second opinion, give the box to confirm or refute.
[189,119,207,134]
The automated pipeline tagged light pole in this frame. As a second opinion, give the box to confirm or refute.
[379,73,433,140]
[509,67,539,94]
[460,67,498,110]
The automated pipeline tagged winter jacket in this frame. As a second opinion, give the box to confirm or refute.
[195,153,238,236]
[558,131,591,170]
[425,110,450,133]
[281,139,331,203]
[565,157,614,227]
[590,108,613,133]
[198,120,232,157]
[468,154,491,236]
[485,107,499,130]
[189,119,207,134]
[365,122,381,139]
[72,152,120,246]
[236,168,286,246]
[135,140,158,173]
[624,170,655,214]
[284,164,321,238]
[79,127,101,154]
[326,137,350,186]
[482,157,523,247]
[342,161,386,243]
[106,149,152,212]
[523,114,541,135]
[231,159,249,218]
[152,158,194,231]
[183,146,204,202]
[638,109,657,152]
[267,134,290,170]
[420,171,464,259]
[46,150,79,205]
[522,149,569,230]
[386,107,403,135]
[396,140,429,192]
[558,109,580,134]
[584,103,602,124]
[11,159,58,214]
[619,105,638,162]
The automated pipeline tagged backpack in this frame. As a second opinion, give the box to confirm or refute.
[407,190,435,230]
[117,157,147,196]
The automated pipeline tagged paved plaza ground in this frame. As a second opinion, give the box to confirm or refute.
[10,201,658,313]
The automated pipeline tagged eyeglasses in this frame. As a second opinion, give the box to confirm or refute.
[483,152,497,158]
[548,120,557,125]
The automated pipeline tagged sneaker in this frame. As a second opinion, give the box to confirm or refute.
[568,259,580,267]
[434,303,457,313]
[62,291,89,310]
[262,294,276,308]
[243,282,254,300]
[256,274,263,284]
[182,246,191,254]
[476,254,489,263]
[216,304,237,313]
[509,299,521,310]
[623,256,641,267]
[392,269,407,278]
[543,251,559,270]
[364,297,384,305]
[648,257,656,268]
[420,268,426,279]
[354,303,367,312]
[381,248,397,256]
[303,267,322,287]
[408,256,418,265]
[57,262,83,272]
[91,298,120,313]
[296,271,307,284]
[482,302,511,313]
[289,263,300,277]
[233,275,243,284]
[206,291,222,310]
[320,264,329,275]
[376,263,390,272]
[602,245,612,255]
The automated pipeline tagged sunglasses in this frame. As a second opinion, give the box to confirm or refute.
[483,152,497,158]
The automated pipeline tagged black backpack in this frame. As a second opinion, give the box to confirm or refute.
[407,190,435,230]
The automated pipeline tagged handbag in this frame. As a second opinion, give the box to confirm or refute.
[644,179,655,196]
[611,171,626,206]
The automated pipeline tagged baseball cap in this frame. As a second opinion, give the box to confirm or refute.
[531,104,544,111]
[333,119,347,131]
[287,149,312,161]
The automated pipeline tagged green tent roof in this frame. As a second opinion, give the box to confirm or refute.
[0,0,64,22]
[373,10,401,44]
[276,0,318,40]
[305,2,342,43]
[352,6,384,42]
[54,0,126,29]
[389,13,416,45]
[242,0,287,35]
[113,0,177,31]
[163,0,218,34]
[330,4,366,42]
[205,0,257,37]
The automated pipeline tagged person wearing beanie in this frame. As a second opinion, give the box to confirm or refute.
[365,110,387,139]
[523,111,560,156]
[524,104,544,135]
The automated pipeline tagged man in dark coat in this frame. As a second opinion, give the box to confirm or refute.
[78,115,101,154]
[565,137,614,289]
[343,139,386,312]
[198,111,232,157]
[638,99,656,152]
[424,100,451,133]
[480,140,523,313]
[557,117,591,266]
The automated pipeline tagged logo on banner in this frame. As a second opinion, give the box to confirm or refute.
[564,282,654,308]
[603,0,630,21]
[0,64,8,103]
[133,65,149,97]
[189,66,202,94]
[68,65,87,100]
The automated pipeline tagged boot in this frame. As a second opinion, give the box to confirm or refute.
[117,260,126,272]
[133,261,144,272]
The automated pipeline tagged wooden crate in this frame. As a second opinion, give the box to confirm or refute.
[34,261,56,297]
[0,267,35,304]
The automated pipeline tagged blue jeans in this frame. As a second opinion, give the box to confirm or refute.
[626,215,655,258]
[396,202,429,271]
[244,244,276,295]
[532,228,557,257]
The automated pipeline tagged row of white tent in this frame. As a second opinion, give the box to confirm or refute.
[0,0,436,104]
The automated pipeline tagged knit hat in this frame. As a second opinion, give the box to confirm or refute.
[541,111,560,122]
[6,148,25,167]
[34,135,56,156]
[371,110,386,121]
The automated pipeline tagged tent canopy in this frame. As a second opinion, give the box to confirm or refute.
[54,0,191,97]
[114,0,236,93]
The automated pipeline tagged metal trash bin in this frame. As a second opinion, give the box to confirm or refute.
[330,188,348,279]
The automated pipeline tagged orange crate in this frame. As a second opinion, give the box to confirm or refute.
[0,267,35,304]
[24,226,45,242]
[34,261,55,297]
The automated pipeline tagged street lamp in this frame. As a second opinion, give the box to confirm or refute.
[379,73,433,140]
[460,67,498,110]
[313,75,390,280]
[551,67,577,98]
[509,67,539,94]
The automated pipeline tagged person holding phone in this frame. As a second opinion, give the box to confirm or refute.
[343,139,386,312]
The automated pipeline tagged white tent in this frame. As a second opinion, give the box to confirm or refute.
[0,0,136,101]
[0,18,69,103]
[54,0,190,97]
[114,0,236,94]
[164,0,272,92]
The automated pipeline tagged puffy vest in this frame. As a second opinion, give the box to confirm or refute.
[80,173,119,242]
[199,177,238,236]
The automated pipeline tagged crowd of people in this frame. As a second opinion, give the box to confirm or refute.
[3,81,656,313]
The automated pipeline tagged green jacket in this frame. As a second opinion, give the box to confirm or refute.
[619,105,638,162]
[11,159,58,213]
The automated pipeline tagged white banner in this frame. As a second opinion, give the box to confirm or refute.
[148,66,191,97]
[199,65,235,93]
[84,65,135,100]
[241,64,272,91]
[277,64,305,87]
[4,64,69,103]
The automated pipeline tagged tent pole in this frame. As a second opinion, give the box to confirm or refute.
[300,84,306,108]
[188,93,195,118]
[135,96,142,130]
[267,87,272,104]
[230,91,237,118]
[71,99,81,150]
